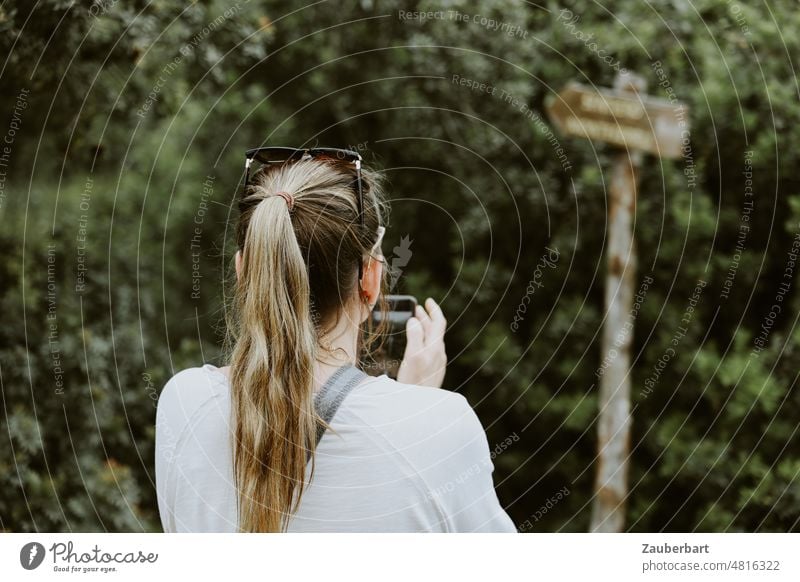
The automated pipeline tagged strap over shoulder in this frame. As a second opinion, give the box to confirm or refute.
[314,364,368,446]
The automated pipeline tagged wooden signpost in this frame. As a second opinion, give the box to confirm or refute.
[545,72,688,532]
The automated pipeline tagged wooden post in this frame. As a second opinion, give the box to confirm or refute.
[546,71,687,532]
[589,72,646,532]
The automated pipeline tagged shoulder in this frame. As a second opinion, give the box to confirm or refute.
[345,375,488,465]
[156,365,229,433]
[159,364,228,402]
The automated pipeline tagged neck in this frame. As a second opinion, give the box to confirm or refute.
[313,305,362,390]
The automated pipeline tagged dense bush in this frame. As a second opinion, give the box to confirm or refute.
[1,0,799,531]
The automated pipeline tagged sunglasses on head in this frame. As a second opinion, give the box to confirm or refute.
[241,147,364,227]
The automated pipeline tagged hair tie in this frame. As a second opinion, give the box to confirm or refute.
[273,191,294,211]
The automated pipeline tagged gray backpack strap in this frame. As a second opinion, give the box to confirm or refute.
[314,364,368,446]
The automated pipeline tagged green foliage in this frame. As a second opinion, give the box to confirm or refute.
[2,0,799,532]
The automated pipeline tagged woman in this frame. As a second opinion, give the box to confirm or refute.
[155,147,516,532]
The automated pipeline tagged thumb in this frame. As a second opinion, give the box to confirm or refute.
[404,317,424,358]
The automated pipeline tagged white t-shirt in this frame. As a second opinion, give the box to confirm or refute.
[155,364,517,533]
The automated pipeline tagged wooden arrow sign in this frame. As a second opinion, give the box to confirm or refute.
[545,82,688,159]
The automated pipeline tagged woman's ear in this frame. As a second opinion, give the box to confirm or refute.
[235,250,243,281]
[361,256,383,311]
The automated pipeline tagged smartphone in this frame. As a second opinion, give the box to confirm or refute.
[366,295,418,378]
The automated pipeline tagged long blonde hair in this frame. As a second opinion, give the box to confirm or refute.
[228,156,385,532]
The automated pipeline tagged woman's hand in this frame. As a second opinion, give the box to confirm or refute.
[397,298,447,388]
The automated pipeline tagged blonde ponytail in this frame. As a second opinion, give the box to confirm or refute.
[231,196,317,532]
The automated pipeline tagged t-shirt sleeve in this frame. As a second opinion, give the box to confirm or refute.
[423,394,518,533]
[155,367,237,533]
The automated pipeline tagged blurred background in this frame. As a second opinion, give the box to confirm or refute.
[1,0,799,532]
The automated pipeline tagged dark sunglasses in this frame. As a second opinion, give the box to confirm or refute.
[241,146,364,227]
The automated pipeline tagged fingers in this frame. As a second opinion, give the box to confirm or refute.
[415,304,432,339]
[416,298,446,346]
[424,297,446,339]
[404,316,424,358]
[397,303,447,388]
